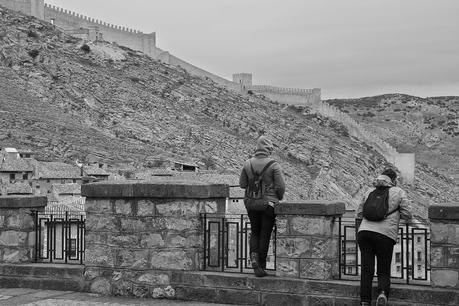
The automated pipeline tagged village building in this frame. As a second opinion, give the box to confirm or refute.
[35,161,82,195]
[82,164,110,181]
[0,154,34,184]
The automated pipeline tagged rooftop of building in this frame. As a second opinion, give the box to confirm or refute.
[37,161,81,179]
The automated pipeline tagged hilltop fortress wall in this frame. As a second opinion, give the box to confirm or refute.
[43,4,156,57]
[251,85,321,106]
[316,102,415,183]
[0,0,43,19]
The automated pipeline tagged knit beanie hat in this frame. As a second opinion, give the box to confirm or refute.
[255,136,274,155]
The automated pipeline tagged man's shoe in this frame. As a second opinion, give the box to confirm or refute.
[376,291,388,306]
[250,252,266,277]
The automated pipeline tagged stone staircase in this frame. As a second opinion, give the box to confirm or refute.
[0,263,86,292]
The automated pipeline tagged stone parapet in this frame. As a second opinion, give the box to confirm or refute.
[274,201,344,280]
[0,196,47,263]
[429,203,459,289]
[83,180,228,296]
[81,180,228,199]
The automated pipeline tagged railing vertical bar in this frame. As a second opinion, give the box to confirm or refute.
[81,214,85,264]
[34,211,38,262]
[239,214,244,273]
[65,211,68,264]
[221,216,225,272]
[49,215,53,263]
[202,214,207,271]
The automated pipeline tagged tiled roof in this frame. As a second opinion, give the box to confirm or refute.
[7,182,33,194]
[37,162,81,179]
[143,171,239,185]
[0,158,34,172]
[51,183,81,195]
[84,165,109,176]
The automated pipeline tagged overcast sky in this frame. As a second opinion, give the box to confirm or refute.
[46,0,459,99]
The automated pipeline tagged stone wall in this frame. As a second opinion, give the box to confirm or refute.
[43,3,156,57]
[251,86,321,106]
[275,201,345,280]
[0,0,44,19]
[0,196,47,263]
[429,203,459,289]
[81,180,228,297]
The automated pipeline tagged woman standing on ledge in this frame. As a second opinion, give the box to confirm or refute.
[239,136,285,277]
[356,169,419,306]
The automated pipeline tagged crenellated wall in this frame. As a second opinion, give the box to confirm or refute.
[250,85,321,106]
[43,3,156,57]
[0,0,43,19]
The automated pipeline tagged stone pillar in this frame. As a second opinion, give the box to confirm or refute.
[81,180,228,297]
[0,195,47,263]
[274,201,345,280]
[429,203,459,288]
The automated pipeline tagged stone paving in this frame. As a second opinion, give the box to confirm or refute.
[0,288,239,306]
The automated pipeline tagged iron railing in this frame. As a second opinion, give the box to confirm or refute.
[34,211,85,265]
[339,214,430,285]
[201,213,276,273]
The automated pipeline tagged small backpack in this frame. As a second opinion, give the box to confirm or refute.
[362,187,398,221]
[244,160,276,211]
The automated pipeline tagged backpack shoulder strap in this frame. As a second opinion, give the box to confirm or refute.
[259,160,276,178]
[384,187,399,217]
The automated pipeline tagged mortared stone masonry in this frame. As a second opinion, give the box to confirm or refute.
[0,196,47,263]
[429,203,459,289]
[81,179,228,298]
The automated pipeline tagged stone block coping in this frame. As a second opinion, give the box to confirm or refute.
[0,196,47,209]
[429,203,459,220]
[275,201,346,216]
[81,179,229,199]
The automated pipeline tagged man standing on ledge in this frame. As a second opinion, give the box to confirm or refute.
[239,136,285,277]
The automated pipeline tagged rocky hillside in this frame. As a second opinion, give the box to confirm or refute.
[326,94,459,181]
[0,6,456,218]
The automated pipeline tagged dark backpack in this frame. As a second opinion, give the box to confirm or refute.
[362,187,398,221]
[244,160,276,211]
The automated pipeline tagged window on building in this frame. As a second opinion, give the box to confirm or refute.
[47,179,50,183]
[395,252,401,263]
[347,267,353,274]
[9,173,15,182]
[396,266,401,273]
[417,265,422,272]
[73,179,76,183]
[417,251,422,262]
[50,18,55,25]
[417,236,421,243]
[68,239,77,258]
[23,173,28,180]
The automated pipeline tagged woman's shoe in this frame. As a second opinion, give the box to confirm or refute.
[250,252,266,277]
[376,291,388,306]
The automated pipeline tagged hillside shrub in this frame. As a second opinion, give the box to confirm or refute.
[27,30,38,38]
[80,44,91,53]
[27,49,39,59]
